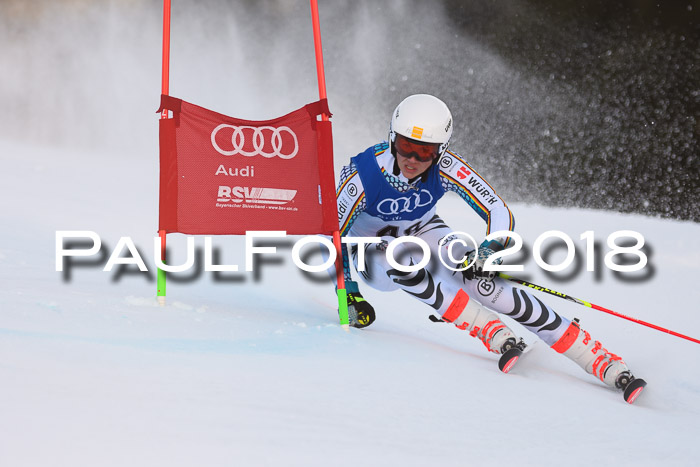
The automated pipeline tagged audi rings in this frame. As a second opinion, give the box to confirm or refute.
[211,124,299,159]
[376,190,434,215]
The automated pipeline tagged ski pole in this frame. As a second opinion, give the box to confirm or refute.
[497,273,700,345]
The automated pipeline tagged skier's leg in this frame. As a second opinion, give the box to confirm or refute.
[461,277,570,345]
[351,237,447,309]
[355,237,521,354]
[352,223,479,312]
[462,277,634,388]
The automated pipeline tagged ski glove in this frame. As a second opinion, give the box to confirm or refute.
[342,281,376,328]
[463,239,504,281]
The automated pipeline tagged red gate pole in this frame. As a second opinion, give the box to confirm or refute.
[309,0,349,328]
[157,0,172,306]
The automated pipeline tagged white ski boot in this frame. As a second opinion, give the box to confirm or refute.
[552,318,635,389]
[442,290,520,354]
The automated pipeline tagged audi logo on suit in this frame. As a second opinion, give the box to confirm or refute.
[376,190,434,215]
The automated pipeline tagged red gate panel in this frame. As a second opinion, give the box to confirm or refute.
[157,95,338,235]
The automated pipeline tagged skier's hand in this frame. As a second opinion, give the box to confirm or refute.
[342,281,376,328]
[463,239,504,281]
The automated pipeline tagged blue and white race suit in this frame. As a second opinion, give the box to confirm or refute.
[335,142,569,345]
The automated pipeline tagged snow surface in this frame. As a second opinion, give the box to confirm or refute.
[1,138,700,467]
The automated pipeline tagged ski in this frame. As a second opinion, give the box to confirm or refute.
[498,339,531,374]
[620,375,647,404]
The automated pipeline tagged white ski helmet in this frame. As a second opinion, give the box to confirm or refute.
[389,94,453,159]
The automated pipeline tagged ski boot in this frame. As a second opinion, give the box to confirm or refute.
[551,318,646,403]
[442,290,520,356]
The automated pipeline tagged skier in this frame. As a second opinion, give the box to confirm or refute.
[333,94,644,400]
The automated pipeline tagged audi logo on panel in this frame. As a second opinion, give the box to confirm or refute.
[211,124,299,159]
[376,190,434,215]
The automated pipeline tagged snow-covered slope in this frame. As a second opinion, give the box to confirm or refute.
[1,139,699,466]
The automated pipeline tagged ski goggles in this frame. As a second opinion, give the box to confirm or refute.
[394,134,441,162]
